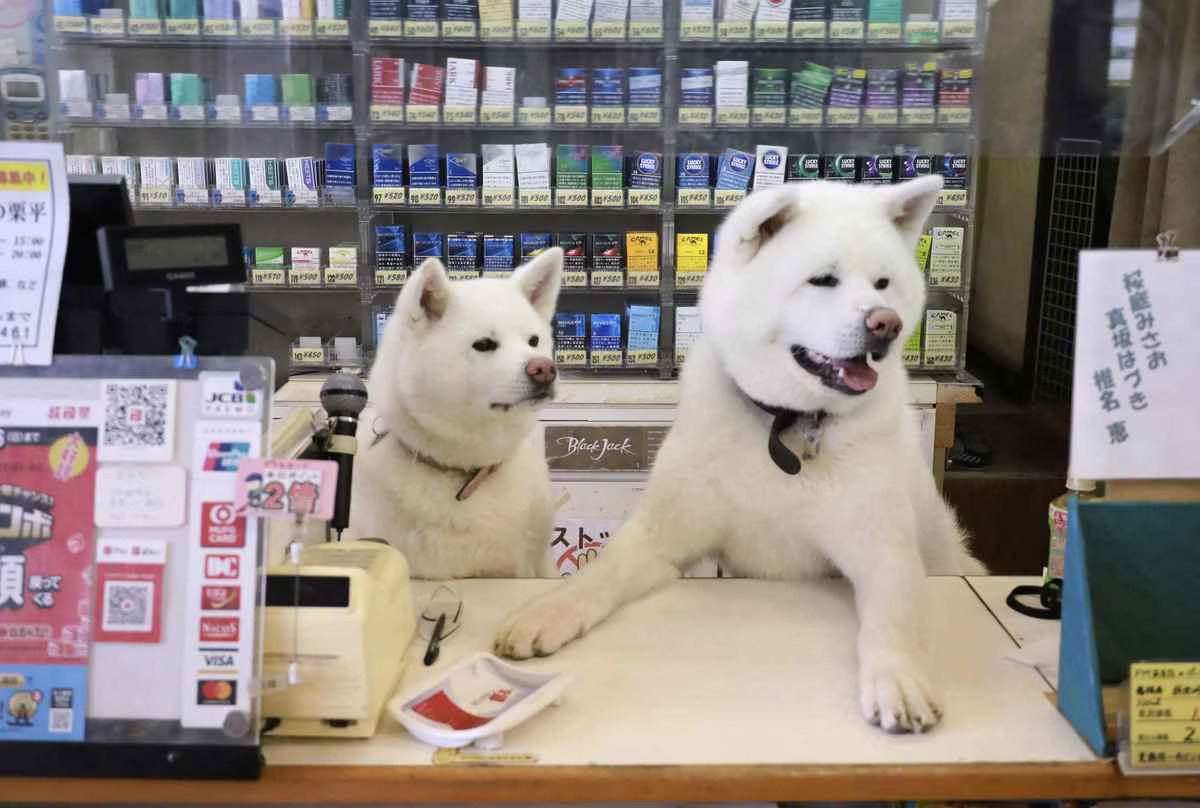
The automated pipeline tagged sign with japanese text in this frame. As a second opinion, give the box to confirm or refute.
[0,143,70,366]
[1129,661,1200,770]
[234,458,336,520]
[1070,251,1197,479]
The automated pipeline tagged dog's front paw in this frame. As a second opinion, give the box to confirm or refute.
[859,656,942,734]
[494,589,590,659]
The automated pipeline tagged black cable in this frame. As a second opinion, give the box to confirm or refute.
[1006,578,1063,620]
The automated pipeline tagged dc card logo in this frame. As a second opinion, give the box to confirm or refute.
[762,151,781,170]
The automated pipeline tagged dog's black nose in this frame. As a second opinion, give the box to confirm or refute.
[526,357,557,386]
[865,308,902,342]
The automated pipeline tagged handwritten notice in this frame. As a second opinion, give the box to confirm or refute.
[1129,661,1200,770]
[1070,250,1198,479]
[0,143,70,366]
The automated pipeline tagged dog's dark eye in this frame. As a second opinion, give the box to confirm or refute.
[472,338,499,352]
[528,335,539,347]
[874,278,890,290]
[809,274,839,288]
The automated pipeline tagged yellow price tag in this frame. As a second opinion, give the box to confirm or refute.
[516,19,551,39]
[519,188,551,207]
[901,107,936,126]
[628,106,661,125]
[443,106,476,123]
[679,19,714,39]
[936,189,968,208]
[717,19,750,40]
[554,20,587,39]
[675,270,706,289]
[324,267,357,286]
[676,188,711,207]
[939,107,972,126]
[480,20,514,39]
[448,269,479,281]
[127,17,163,34]
[905,20,939,43]
[555,349,587,366]
[517,106,551,126]
[367,18,404,36]
[446,188,478,207]
[628,349,658,366]
[404,19,438,37]
[370,104,405,122]
[554,105,588,125]
[790,19,824,39]
[241,18,276,35]
[590,189,624,207]
[626,270,660,289]
[789,107,823,126]
[591,20,624,38]
[864,107,899,126]
[828,19,863,39]
[627,188,660,207]
[589,271,624,289]
[591,106,625,125]
[752,107,786,126]
[139,187,173,207]
[1129,662,1200,770]
[754,20,786,40]
[89,16,126,35]
[482,188,515,207]
[373,186,407,206]
[292,346,326,365]
[562,270,588,288]
[713,189,745,208]
[252,268,286,285]
[54,15,88,33]
[164,17,200,34]
[480,106,514,124]
[678,107,713,126]
[405,104,438,123]
[555,188,588,208]
[279,18,313,36]
[375,269,408,286]
[942,20,975,40]
[408,187,442,206]
[716,106,749,126]
[629,20,662,39]
[826,107,861,126]
[442,19,476,37]
[867,21,901,40]
[590,350,623,367]
[203,18,237,35]
[316,18,349,36]
[288,267,322,286]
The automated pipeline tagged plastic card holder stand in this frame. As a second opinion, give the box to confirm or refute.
[1058,498,1200,756]
[0,355,273,779]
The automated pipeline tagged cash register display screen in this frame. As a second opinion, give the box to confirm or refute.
[125,234,230,271]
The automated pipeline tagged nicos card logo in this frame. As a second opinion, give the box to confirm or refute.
[199,616,240,642]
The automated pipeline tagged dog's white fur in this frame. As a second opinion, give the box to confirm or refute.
[495,177,985,733]
[346,249,564,578]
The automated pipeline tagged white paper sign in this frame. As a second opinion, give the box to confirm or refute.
[95,464,187,527]
[0,142,70,366]
[1070,249,1197,479]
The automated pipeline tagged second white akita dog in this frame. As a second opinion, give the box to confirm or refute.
[495,177,984,733]
[347,248,563,579]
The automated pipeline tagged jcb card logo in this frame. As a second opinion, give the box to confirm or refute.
[201,374,261,419]
[204,554,240,579]
[199,616,239,642]
[200,502,245,548]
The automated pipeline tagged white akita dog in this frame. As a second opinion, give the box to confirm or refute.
[347,248,564,579]
[495,177,984,733]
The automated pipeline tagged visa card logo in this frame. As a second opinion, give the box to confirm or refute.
[203,441,251,471]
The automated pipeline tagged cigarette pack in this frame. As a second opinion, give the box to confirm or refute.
[407,144,440,187]
[590,145,624,190]
[628,151,662,188]
[626,304,660,361]
[372,144,405,186]
[134,72,165,105]
[715,148,753,190]
[447,232,479,273]
[589,313,622,364]
[940,153,969,189]
[483,234,515,272]
[520,232,553,261]
[139,156,173,187]
[592,232,623,273]
[446,152,478,188]
[861,154,895,183]
[175,157,207,188]
[823,153,857,182]
[414,231,444,260]
[752,145,787,190]
[555,144,589,190]
[376,225,409,269]
[324,143,356,187]
[676,152,711,188]
[248,158,281,189]
[786,153,822,181]
[675,232,709,271]
[557,232,588,272]
[626,231,658,270]
[371,57,406,105]
[554,312,586,364]
[674,306,702,364]
[292,246,322,267]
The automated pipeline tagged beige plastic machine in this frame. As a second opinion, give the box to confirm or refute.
[262,540,415,738]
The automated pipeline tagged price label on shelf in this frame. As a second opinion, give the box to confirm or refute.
[626,270,660,289]
[252,268,286,285]
[446,188,478,206]
[628,349,658,367]
[212,188,246,207]
[1128,661,1200,770]
[279,18,313,35]
[241,18,276,35]
[716,106,749,126]
[127,17,163,34]
[175,104,205,121]
[373,184,407,205]
[629,20,662,39]
[562,270,588,288]
[367,18,404,36]
[590,350,623,367]
[555,349,587,367]
[404,19,439,37]
[679,19,714,39]
[443,106,476,123]
[480,20,514,39]
[555,188,588,207]
[789,107,822,126]
[288,188,320,207]
[250,104,280,122]
[554,19,587,39]
[321,104,353,121]
[375,269,408,287]
[480,106,514,124]
[99,103,131,121]
[406,105,438,123]
[939,107,972,126]
[679,107,713,126]
[165,17,200,35]
[517,19,551,39]
[589,271,624,288]
[790,19,824,39]
[554,106,588,125]
[627,188,660,207]
[867,21,901,41]
[518,106,551,126]
[482,187,515,207]
[60,100,93,118]
[864,107,899,126]
[942,20,975,40]
[90,16,126,35]
[203,17,237,35]
[324,267,358,286]
[905,20,939,44]
[717,19,750,40]
[828,19,863,40]
[675,270,706,289]
[901,107,936,126]
[370,104,405,122]
[178,187,208,206]
[54,15,87,33]
[752,106,786,126]
[590,189,625,207]
[316,18,350,36]
[754,20,787,40]
[291,345,326,365]
[826,107,861,126]
[138,186,173,207]
[714,189,745,208]
[209,104,238,122]
[519,188,551,207]
[677,188,711,207]
[442,19,477,37]
[481,269,512,279]
[288,267,322,286]
[591,20,625,39]
[249,189,283,207]
[408,187,442,206]
[936,189,968,208]
[628,106,661,125]
[448,269,480,281]
[591,106,625,125]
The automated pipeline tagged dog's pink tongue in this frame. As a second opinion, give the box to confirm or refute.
[836,358,878,392]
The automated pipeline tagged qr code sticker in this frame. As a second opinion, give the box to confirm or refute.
[99,379,177,462]
[49,708,73,734]
[102,581,155,632]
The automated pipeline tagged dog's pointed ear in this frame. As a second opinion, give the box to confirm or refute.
[403,257,452,322]
[715,185,800,265]
[512,246,563,321]
[884,175,943,245]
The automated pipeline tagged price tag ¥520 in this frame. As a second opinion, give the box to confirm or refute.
[235,458,337,520]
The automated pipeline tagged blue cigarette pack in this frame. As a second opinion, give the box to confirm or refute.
[520,232,552,261]
[483,234,515,271]
[677,152,711,188]
[446,152,478,189]
[244,73,278,105]
[628,151,662,189]
[626,304,660,355]
[715,148,753,191]
[375,224,408,269]
[940,153,968,189]
[413,231,444,260]
[407,144,440,187]
[447,232,479,272]
[554,312,586,358]
[372,143,405,186]
[323,142,356,187]
[589,313,623,357]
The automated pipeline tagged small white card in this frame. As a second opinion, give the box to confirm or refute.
[191,420,262,475]
[98,379,178,463]
[95,464,187,527]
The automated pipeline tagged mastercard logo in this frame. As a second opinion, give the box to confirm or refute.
[197,679,236,705]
